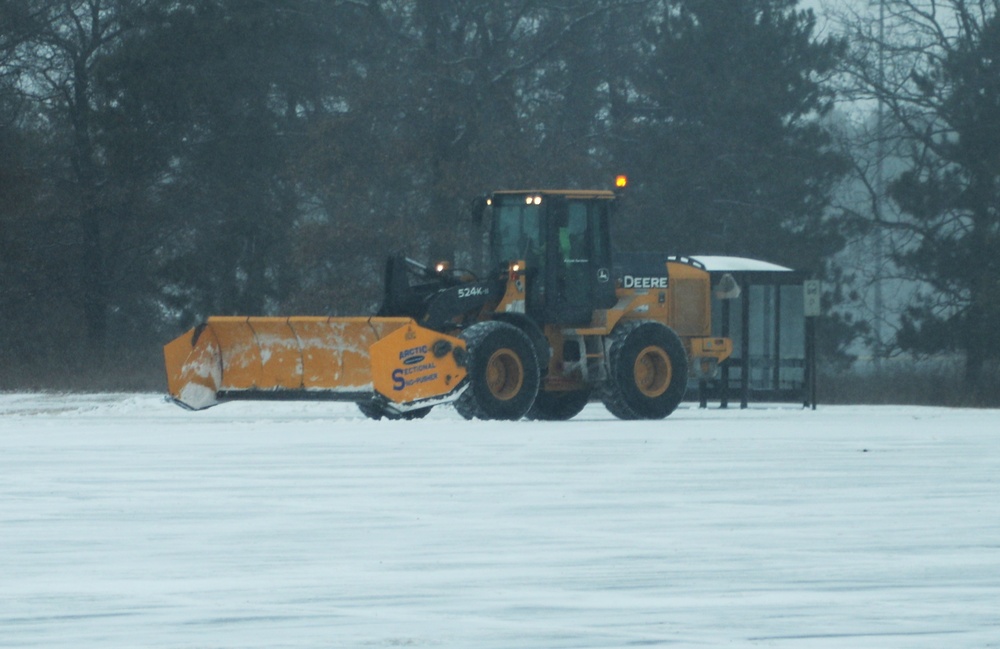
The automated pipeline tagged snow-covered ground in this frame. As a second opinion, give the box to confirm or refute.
[2,394,999,648]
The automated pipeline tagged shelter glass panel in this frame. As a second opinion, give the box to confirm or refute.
[779,285,806,390]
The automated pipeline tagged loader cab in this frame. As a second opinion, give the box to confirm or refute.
[489,190,617,325]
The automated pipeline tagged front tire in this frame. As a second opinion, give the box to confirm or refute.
[601,320,688,420]
[454,321,539,420]
[357,400,431,421]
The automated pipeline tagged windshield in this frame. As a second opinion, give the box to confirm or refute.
[491,201,544,267]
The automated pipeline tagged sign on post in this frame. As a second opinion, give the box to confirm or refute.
[803,279,821,317]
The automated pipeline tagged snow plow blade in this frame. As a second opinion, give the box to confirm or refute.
[163,316,467,411]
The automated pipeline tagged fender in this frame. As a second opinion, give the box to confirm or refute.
[491,313,551,376]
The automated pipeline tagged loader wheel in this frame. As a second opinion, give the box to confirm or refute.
[357,400,431,421]
[525,389,591,421]
[601,320,688,420]
[454,321,539,421]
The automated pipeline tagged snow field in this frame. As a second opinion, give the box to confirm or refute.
[1,394,999,647]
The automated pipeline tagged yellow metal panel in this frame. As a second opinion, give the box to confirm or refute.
[163,315,462,410]
[370,323,467,404]
[571,292,657,336]
[246,318,303,389]
[209,317,263,390]
[689,336,733,361]
[287,317,377,391]
[366,317,413,339]
[494,262,527,315]
[666,262,711,336]
[163,324,223,410]
[287,317,346,389]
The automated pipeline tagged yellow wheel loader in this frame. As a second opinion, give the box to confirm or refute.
[164,184,732,420]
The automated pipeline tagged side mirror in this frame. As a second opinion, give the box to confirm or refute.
[713,273,742,300]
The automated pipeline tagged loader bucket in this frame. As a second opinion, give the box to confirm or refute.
[164,316,467,410]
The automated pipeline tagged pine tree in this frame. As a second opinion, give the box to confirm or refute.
[619,0,847,274]
[886,11,1000,388]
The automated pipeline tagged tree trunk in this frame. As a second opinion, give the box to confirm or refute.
[80,203,107,349]
[72,56,108,350]
[964,342,983,388]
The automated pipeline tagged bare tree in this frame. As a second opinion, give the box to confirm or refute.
[3,0,155,349]
[839,0,1000,388]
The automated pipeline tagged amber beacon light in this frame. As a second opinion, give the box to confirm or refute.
[615,174,628,188]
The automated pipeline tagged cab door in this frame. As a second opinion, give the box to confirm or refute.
[544,197,615,325]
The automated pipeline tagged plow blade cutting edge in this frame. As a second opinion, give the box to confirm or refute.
[163,316,468,411]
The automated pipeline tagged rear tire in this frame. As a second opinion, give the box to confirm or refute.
[454,321,539,421]
[601,320,688,420]
[526,389,591,421]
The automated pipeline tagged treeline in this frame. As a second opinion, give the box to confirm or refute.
[1,0,998,394]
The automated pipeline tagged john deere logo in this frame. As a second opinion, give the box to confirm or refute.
[597,268,610,283]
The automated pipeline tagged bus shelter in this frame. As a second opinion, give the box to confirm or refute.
[682,256,816,408]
